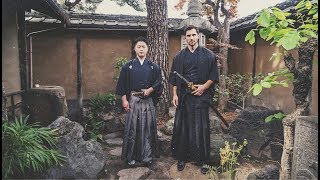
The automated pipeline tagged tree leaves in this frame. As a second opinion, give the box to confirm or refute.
[265,112,286,123]
[245,30,255,45]
[252,84,262,96]
[257,9,271,27]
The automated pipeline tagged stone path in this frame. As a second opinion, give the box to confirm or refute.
[98,131,270,180]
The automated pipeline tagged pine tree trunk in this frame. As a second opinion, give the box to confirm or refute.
[217,18,231,112]
[146,0,170,117]
[280,38,317,180]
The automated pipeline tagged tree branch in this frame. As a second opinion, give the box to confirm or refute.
[213,0,222,29]
[65,0,82,11]
[221,0,231,18]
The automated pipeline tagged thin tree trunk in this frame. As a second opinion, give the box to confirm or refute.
[146,0,170,118]
[217,17,231,112]
[280,38,317,180]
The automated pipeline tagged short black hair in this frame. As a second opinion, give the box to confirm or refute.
[184,25,199,35]
[133,36,148,47]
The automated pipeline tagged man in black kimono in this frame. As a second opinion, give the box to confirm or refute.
[168,25,219,174]
[116,37,163,166]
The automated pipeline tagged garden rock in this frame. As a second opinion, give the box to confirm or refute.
[117,167,150,180]
[45,117,105,179]
[109,147,122,157]
[160,117,174,135]
[229,106,283,160]
[158,133,172,156]
[100,112,124,133]
[105,137,123,146]
[168,106,176,118]
[246,164,279,179]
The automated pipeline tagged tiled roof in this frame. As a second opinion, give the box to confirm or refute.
[25,12,183,31]
[24,0,70,25]
[230,0,300,31]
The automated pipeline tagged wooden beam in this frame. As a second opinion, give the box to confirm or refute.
[17,0,27,90]
[76,31,83,118]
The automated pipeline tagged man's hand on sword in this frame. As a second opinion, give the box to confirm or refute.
[192,84,206,96]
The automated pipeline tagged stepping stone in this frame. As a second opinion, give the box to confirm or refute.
[106,138,123,146]
[169,162,208,180]
[109,147,122,157]
[117,167,150,180]
[103,131,122,139]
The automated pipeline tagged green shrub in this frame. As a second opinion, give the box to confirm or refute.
[84,92,117,141]
[88,92,116,112]
[2,115,65,178]
[113,57,128,81]
[213,73,251,108]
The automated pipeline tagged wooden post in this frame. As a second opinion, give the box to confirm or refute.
[16,0,27,91]
[76,31,83,120]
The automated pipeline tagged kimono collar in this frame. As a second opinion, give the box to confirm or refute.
[187,45,200,53]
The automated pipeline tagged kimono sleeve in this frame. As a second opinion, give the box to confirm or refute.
[168,56,178,86]
[115,64,128,96]
[151,64,163,93]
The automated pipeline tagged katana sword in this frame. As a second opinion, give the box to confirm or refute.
[173,71,230,128]
[173,71,196,91]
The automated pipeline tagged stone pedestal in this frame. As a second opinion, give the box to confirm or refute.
[292,116,318,179]
[22,86,68,126]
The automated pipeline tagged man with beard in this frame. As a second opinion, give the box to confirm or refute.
[116,36,163,166]
[168,25,219,174]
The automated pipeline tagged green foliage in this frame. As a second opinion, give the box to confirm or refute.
[248,68,294,96]
[84,92,117,141]
[219,139,248,174]
[84,111,104,141]
[265,112,286,123]
[206,139,248,180]
[245,0,318,50]
[226,73,252,106]
[113,57,128,81]
[89,92,117,112]
[213,73,251,108]
[111,0,146,11]
[2,115,65,178]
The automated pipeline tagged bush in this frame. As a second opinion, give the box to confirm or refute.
[88,92,116,112]
[2,115,65,178]
[84,92,117,141]
[113,57,128,81]
[213,73,251,109]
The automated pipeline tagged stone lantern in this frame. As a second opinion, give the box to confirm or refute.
[175,0,215,49]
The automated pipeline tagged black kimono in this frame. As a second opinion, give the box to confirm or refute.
[168,46,219,163]
[116,58,162,163]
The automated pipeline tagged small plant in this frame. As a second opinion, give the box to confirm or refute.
[2,115,65,178]
[206,139,248,180]
[114,57,128,81]
[265,112,286,123]
[219,139,248,178]
[84,92,117,141]
[89,92,117,112]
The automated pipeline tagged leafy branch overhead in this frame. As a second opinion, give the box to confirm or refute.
[245,0,318,50]
[58,0,145,12]
[245,0,318,97]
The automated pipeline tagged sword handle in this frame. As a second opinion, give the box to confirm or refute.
[188,82,197,91]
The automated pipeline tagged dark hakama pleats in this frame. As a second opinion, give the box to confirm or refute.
[121,96,159,163]
[171,93,211,163]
